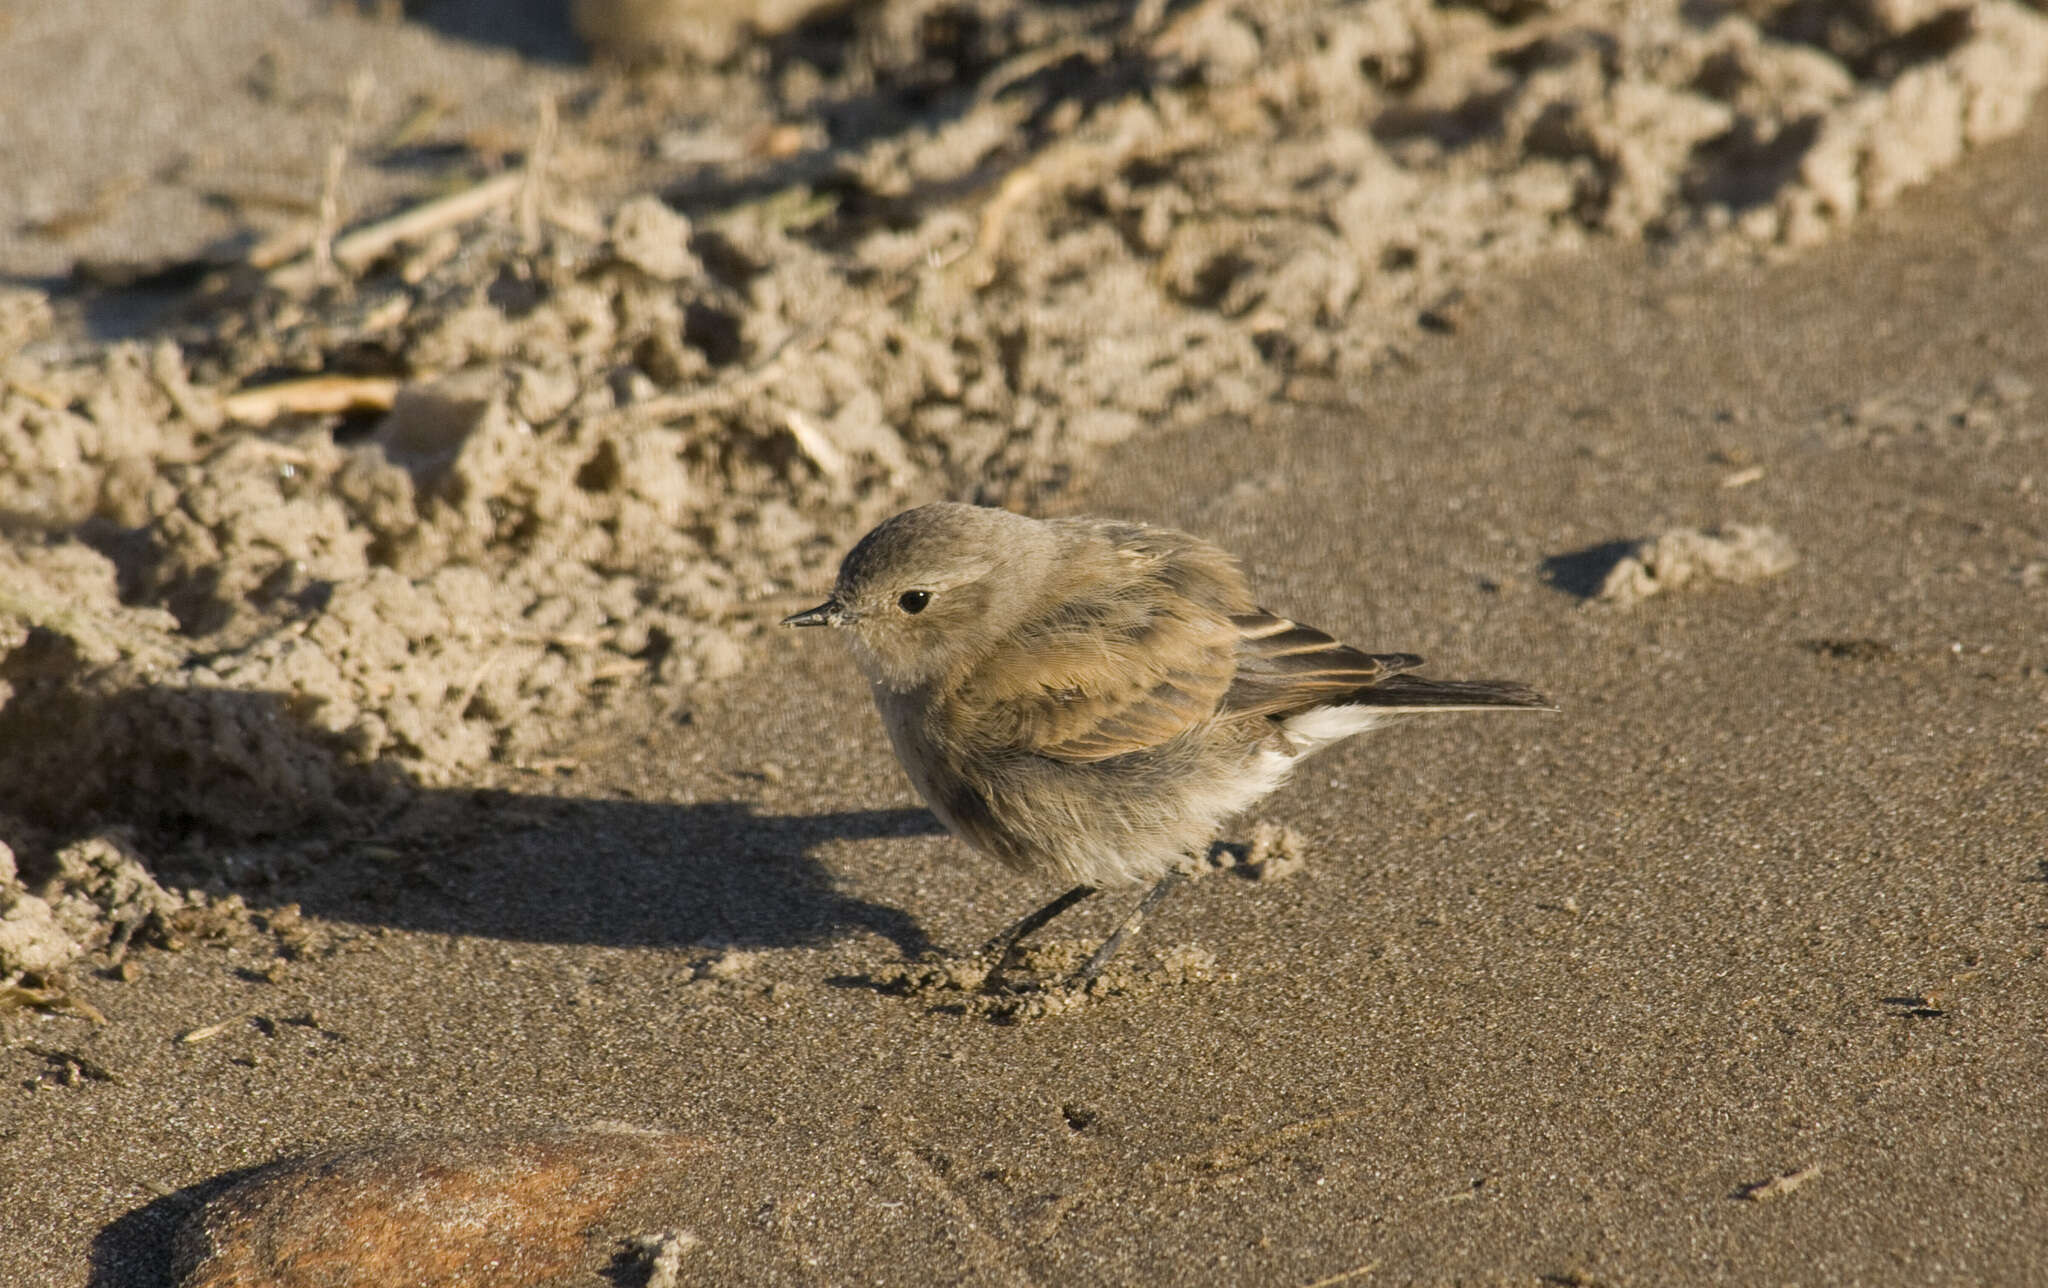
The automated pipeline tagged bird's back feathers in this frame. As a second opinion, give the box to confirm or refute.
[941,523,1550,767]
[948,521,1251,763]
[1223,611,1424,722]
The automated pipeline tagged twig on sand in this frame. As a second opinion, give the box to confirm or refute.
[222,374,401,424]
[331,171,527,273]
[780,408,848,480]
[1734,1163,1824,1202]
[520,94,559,253]
[274,170,528,290]
[310,70,379,285]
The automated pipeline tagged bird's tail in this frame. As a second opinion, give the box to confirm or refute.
[1345,674,1555,712]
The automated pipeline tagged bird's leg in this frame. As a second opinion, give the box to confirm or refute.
[1071,870,1187,989]
[980,884,1098,989]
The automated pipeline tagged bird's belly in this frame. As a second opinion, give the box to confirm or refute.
[880,698,1292,888]
[873,688,1007,858]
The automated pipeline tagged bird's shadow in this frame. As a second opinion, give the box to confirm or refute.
[1,679,946,959]
[296,794,948,959]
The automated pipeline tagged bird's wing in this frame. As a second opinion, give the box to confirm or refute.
[1222,611,1425,720]
[951,529,1249,763]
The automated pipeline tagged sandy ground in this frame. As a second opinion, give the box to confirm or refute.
[4,2,2048,1285]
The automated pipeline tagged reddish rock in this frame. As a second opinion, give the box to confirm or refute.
[172,1126,706,1288]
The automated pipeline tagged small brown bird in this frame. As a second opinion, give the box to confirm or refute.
[785,503,1551,986]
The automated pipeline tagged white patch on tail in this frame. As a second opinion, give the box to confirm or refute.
[1278,705,1395,755]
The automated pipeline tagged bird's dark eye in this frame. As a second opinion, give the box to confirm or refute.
[897,590,931,614]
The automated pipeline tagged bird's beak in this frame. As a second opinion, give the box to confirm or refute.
[781,599,844,627]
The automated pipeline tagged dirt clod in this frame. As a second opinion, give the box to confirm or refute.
[870,939,1220,1023]
[1237,822,1310,882]
[1594,524,1800,605]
